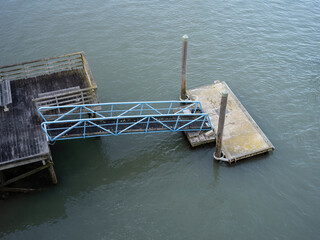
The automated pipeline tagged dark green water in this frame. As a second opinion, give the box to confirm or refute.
[1,1,319,239]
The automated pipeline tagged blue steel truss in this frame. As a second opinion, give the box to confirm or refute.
[38,101,213,141]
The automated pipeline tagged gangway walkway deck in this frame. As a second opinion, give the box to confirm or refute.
[38,101,213,141]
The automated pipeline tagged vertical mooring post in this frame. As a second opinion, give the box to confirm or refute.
[180,35,188,101]
[46,160,58,185]
[214,90,229,159]
[0,171,4,185]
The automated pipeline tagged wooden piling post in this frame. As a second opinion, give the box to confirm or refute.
[0,163,56,188]
[0,171,4,185]
[46,160,58,185]
[214,90,228,159]
[180,35,188,101]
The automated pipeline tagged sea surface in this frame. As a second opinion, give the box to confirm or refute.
[0,0,319,239]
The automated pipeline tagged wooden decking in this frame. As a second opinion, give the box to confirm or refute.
[187,81,274,162]
[0,69,93,169]
[0,52,98,171]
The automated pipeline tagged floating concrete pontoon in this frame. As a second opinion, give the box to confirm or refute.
[186,81,274,163]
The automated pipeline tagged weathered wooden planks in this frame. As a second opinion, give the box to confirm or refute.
[0,52,99,189]
[0,79,12,108]
[0,52,86,82]
[0,68,98,169]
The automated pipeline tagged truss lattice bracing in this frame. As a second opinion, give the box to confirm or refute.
[38,101,213,141]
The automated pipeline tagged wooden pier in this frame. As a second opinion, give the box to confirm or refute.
[186,81,274,163]
[0,52,98,190]
[0,39,275,192]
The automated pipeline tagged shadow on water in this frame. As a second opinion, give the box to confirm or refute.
[0,132,274,237]
[0,186,68,238]
[0,133,211,235]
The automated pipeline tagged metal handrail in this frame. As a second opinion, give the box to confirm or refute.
[0,52,94,85]
[38,100,205,122]
[38,101,213,141]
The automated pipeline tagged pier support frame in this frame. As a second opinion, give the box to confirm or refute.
[0,171,4,185]
[46,159,58,185]
[0,160,57,192]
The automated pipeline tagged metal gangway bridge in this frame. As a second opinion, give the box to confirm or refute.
[38,101,213,142]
